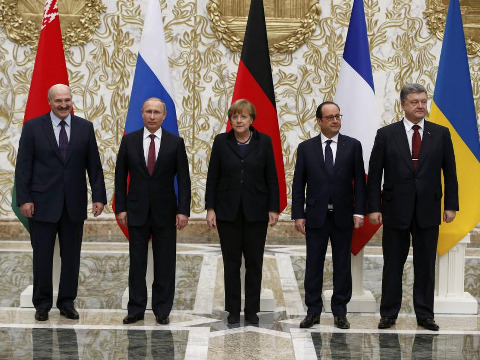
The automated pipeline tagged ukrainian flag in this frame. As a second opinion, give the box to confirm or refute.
[430,0,480,256]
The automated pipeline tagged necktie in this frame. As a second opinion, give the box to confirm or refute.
[324,139,333,175]
[147,134,156,175]
[412,124,421,169]
[59,120,68,161]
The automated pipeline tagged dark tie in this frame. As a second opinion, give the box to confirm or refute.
[412,124,421,169]
[59,120,68,161]
[325,139,334,175]
[147,134,156,175]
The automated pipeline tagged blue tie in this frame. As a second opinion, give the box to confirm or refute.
[324,139,333,175]
[59,120,68,161]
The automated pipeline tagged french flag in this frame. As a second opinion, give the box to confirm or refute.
[113,0,178,238]
[124,0,178,135]
[334,0,381,255]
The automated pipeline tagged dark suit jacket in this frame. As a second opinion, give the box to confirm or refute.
[367,120,458,229]
[15,113,107,222]
[114,127,191,227]
[291,133,366,228]
[205,127,280,222]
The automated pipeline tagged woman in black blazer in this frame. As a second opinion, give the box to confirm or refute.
[205,99,280,324]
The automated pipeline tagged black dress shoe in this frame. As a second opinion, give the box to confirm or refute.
[244,312,259,324]
[378,317,396,329]
[35,309,49,321]
[156,314,170,325]
[300,314,320,328]
[334,315,350,329]
[123,313,144,324]
[417,318,439,331]
[59,307,79,320]
[227,313,240,324]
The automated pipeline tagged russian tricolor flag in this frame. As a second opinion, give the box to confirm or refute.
[334,0,381,255]
[113,0,178,238]
[124,0,178,135]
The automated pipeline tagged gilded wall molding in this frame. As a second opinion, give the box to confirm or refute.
[424,0,480,57]
[0,0,106,50]
[206,0,320,53]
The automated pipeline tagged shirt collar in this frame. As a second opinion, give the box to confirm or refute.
[320,132,339,143]
[403,117,424,131]
[50,111,71,127]
[143,127,162,140]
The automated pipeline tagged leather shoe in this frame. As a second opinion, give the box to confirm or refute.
[334,315,350,329]
[35,308,49,321]
[59,307,79,320]
[417,318,439,331]
[244,312,259,324]
[123,313,144,324]
[227,313,240,324]
[300,314,320,328]
[378,317,396,329]
[156,314,170,325]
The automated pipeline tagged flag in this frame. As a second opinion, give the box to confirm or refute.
[334,0,381,255]
[112,0,178,238]
[11,0,70,231]
[227,0,287,212]
[430,0,480,256]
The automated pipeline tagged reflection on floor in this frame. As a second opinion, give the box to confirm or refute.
[0,239,478,359]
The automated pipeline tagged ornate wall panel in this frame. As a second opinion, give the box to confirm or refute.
[0,0,478,221]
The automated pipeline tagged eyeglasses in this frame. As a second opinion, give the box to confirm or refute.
[322,114,343,121]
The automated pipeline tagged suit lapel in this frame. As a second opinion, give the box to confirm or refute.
[313,135,328,175]
[333,134,346,176]
[226,130,244,158]
[154,129,170,175]
[135,129,150,175]
[417,121,434,170]
[392,121,414,171]
[64,116,78,165]
[41,114,63,163]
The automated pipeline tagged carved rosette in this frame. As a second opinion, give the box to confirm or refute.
[424,0,480,57]
[207,0,320,53]
[0,0,106,50]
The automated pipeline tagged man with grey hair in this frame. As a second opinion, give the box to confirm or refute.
[367,83,458,331]
[15,83,107,321]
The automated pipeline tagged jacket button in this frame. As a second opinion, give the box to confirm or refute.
[241,169,244,173]
[240,180,244,184]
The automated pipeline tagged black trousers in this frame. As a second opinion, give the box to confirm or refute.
[380,219,438,320]
[127,214,176,317]
[29,210,84,310]
[304,212,353,316]
[217,209,268,315]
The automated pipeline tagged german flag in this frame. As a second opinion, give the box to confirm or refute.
[228,0,287,212]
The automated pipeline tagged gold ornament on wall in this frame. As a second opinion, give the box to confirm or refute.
[0,0,106,50]
[206,0,320,53]
[424,0,480,57]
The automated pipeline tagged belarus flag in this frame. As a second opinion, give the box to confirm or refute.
[12,0,70,231]
[113,0,178,238]
[228,0,287,213]
[334,0,381,255]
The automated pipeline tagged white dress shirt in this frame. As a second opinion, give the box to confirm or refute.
[143,127,162,165]
[403,118,424,154]
[320,132,339,164]
[50,111,71,145]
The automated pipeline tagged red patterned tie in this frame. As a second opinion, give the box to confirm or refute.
[147,134,156,175]
[412,125,421,169]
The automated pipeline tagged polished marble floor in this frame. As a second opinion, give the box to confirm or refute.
[0,237,478,359]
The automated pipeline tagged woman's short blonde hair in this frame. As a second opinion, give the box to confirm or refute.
[227,99,256,122]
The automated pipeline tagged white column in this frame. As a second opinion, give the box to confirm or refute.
[21,237,61,307]
[434,234,478,314]
[322,248,376,313]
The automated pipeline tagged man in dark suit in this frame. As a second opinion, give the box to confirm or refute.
[15,84,107,321]
[292,101,366,329]
[115,97,191,325]
[368,83,458,331]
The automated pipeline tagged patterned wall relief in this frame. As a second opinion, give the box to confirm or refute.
[0,0,478,221]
